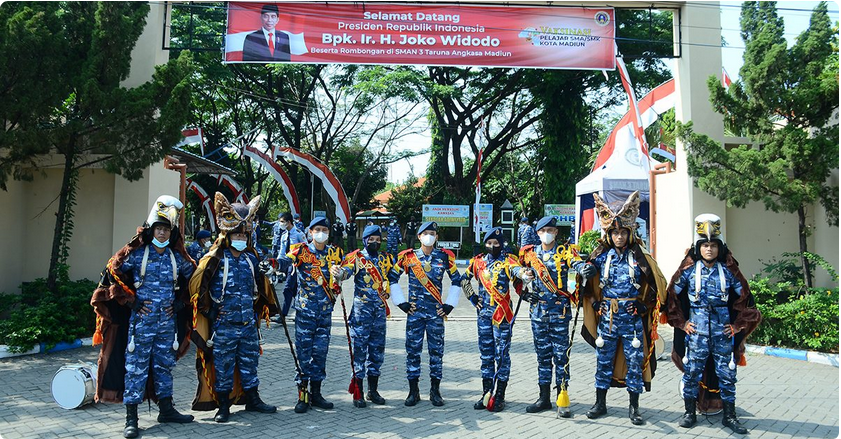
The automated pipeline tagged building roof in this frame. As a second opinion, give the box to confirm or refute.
[373,177,426,206]
[167,148,236,175]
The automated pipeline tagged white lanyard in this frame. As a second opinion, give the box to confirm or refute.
[134,245,177,290]
[691,261,727,302]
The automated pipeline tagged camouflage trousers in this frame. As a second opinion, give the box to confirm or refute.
[350,300,387,379]
[123,312,176,404]
[682,332,737,402]
[595,312,644,394]
[531,312,571,387]
[212,319,260,393]
[477,314,512,381]
[295,304,333,382]
[405,313,445,380]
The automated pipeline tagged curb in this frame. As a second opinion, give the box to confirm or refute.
[745,344,839,367]
[0,337,94,359]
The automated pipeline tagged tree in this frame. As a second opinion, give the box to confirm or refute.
[677,1,838,288]
[0,3,193,291]
[387,175,428,224]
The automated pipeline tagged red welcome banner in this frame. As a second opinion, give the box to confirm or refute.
[224,2,615,70]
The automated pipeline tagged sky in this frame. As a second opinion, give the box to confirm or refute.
[386,1,840,183]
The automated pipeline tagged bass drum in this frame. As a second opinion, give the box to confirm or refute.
[52,363,98,409]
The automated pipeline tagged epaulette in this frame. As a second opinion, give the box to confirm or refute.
[398,248,414,257]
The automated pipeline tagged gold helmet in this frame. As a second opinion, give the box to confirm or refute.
[593,191,640,244]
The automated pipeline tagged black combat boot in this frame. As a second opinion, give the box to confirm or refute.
[679,397,697,428]
[404,378,421,406]
[367,376,385,405]
[475,378,494,410]
[353,378,367,408]
[294,381,310,414]
[123,404,139,438]
[214,393,231,423]
[525,384,552,413]
[586,388,608,419]
[628,392,644,425]
[490,381,508,412]
[310,381,334,410]
[722,401,748,434]
[429,377,444,406]
[156,396,194,423]
[245,386,277,413]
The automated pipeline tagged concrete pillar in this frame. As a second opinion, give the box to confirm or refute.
[655,2,727,277]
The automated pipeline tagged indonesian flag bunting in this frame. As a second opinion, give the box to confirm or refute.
[187,179,216,232]
[614,46,650,172]
[215,174,249,204]
[243,145,302,217]
[178,127,205,156]
[273,146,351,224]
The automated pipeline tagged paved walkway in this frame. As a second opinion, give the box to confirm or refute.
[1,275,838,438]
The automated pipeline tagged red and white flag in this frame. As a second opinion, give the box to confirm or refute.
[615,47,650,171]
[178,127,205,156]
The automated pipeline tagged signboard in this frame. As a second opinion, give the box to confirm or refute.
[422,204,470,227]
[473,203,493,242]
[224,2,615,70]
[438,241,462,250]
[544,204,576,226]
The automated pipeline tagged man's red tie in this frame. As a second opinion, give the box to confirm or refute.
[268,33,274,55]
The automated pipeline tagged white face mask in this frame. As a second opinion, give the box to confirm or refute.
[203,240,212,248]
[312,231,329,244]
[539,232,555,245]
[420,235,436,247]
[230,239,248,251]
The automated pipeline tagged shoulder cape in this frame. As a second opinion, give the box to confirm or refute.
[89,227,194,403]
[665,251,761,412]
[580,242,668,392]
[188,243,279,411]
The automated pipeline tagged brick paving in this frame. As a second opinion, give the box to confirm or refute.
[0,274,837,438]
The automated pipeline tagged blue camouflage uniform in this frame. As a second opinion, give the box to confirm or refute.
[120,245,194,404]
[590,248,645,394]
[519,243,584,388]
[269,220,284,258]
[466,253,523,382]
[674,262,742,403]
[187,241,206,264]
[208,248,263,394]
[278,225,306,316]
[278,241,343,383]
[518,223,540,248]
[394,247,464,380]
[387,223,402,254]
[341,248,401,379]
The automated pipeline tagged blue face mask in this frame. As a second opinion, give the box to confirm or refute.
[231,239,248,251]
[152,238,169,248]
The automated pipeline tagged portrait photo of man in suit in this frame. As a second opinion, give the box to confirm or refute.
[242,4,291,62]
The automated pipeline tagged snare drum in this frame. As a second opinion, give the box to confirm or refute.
[52,363,98,409]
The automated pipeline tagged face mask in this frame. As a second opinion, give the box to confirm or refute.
[539,233,555,245]
[366,242,380,254]
[231,239,248,251]
[203,240,212,249]
[420,235,436,247]
[486,245,502,258]
[279,222,288,229]
[312,231,329,244]
[152,238,169,248]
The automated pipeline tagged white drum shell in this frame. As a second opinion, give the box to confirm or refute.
[52,363,98,409]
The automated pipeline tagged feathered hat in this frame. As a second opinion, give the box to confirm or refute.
[214,192,261,233]
[593,191,640,244]
[145,195,183,229]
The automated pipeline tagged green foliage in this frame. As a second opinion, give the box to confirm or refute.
[761,251,839,294]
[330,143,388,213]
[577,230,601,256]
[749,276,838,353]
[0,278,97,353]
[387,175,428,224]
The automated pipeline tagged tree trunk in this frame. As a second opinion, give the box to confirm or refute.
[46,150,75,292]
[797,205,813,289]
